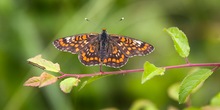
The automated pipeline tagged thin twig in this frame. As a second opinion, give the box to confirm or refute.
[58,63,220,79]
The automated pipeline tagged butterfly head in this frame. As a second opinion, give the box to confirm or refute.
[102,28,107,32]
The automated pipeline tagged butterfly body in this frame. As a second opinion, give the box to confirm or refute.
[53,29,154,69]
[99,29,109,62]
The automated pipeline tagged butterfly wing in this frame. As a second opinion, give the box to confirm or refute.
[102,41,129,68]
[53,33,99,54]
[78,40,101,66]
[109,35,154,57]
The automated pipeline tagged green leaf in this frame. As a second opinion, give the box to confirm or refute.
[130,99,158,110]
[164,27,190,58]
[60,78,80,93]
[39,72,58,88]
[179,68,213,104]
[27,54,60,72]
[142,61,165,84]
[168,82,180,101]
[211,92,220,106]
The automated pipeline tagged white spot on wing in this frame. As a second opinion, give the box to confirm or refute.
[134,40,143,46]
[65,37,71,43]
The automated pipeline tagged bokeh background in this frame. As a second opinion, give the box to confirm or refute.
[1,0,220,110]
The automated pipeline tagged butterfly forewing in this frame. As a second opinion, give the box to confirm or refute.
[109,35,154,57]
[53,33,99,54]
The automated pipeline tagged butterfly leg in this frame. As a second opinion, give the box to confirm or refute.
[99,64,104,73]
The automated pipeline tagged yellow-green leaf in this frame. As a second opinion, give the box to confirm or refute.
[168,82,180,101]
[179,68,213,104]
[23,76,41,87]
[39,72,58,88]
[211,92,220,106]
[142,61,165,84]
[27,54,60,72]
[130,99,158,110]
[164,27,190,58]
[60,78,80,93]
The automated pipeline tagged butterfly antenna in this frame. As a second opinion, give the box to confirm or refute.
[99,64,103,73]
[119,17,125,22]
[85,18,90,22]
[84,18,99,29]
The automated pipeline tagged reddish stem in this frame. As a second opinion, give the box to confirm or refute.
[58,63,220,79]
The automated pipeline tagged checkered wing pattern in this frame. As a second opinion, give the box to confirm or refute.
[53,33,99,54]
[78,40,101,66]
[109,35,154,57]
[53,29,154,69]
[102,42,129,68]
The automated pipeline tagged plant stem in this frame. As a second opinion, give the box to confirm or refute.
[58,63,220,79]
[164,63,220,69]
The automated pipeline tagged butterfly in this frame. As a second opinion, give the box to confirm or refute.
[53,28,154,71]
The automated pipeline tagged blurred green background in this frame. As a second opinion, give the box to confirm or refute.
[0,0,220,110]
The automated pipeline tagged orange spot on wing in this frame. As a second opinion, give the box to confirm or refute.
[108,58,111,61]
[75,48,79,52]
[132,47,136,49]
[83,57,86,61]
[126,51,130,55]
[124,44,129,46]
[82,35,87,39]
[65,44,69,47]
[89,46,95,52]
[121,54,124,59]
[112,58,116,62]
[129,39,132,43]
[75,36,79,41]
[145,44,149,46]
[116,60,120,63]
[103,59,107,63]
[141,47,146,51]
[79,36,82,40]
[142,45,147,50]
[81,52,86,57]
[121,37,125,42]
[58,39,66,46]
[89,57,93,60]
[60,42,65,46]
[126,39,132,44]
[86,58,90,62]
[95,57,98,60]
[119,58,123,62]
[112,46,118,54]
[75,44,79,47]
[127,47,132,50]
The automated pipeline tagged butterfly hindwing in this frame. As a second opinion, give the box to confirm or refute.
[78,40,101,66]
[102,42,129,68]
[109,35,154,57]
